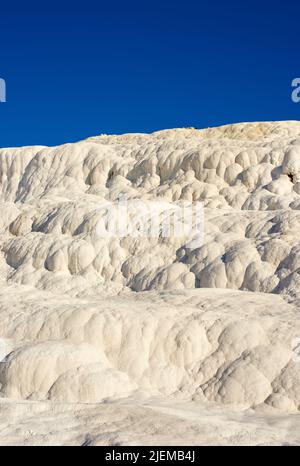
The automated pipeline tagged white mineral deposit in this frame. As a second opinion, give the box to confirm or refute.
[0,121,300,445]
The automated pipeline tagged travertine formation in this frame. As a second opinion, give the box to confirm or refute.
[0,121,300,445]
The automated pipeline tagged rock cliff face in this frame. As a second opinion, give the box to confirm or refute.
[0,122,300,445]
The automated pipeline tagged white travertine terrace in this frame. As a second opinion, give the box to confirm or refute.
[0,121,300,445]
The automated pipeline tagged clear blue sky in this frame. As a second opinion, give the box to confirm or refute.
[0,0,300,147]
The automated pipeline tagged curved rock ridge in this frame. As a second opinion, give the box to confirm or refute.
[0,121,300,445]
[0,285,300,410]
[1,122,300,296]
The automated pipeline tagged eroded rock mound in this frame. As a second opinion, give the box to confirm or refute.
[0,121,300,445]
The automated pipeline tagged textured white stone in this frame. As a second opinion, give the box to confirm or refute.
[1,121,300,445]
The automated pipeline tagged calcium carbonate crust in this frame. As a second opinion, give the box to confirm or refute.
[0,121,300,445]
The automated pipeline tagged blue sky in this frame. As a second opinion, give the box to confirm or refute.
[0,0,300,147]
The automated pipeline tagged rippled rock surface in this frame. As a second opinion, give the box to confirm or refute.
[0,122,300,445]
